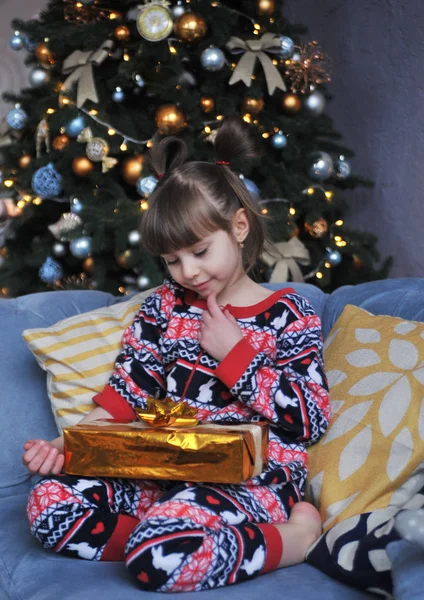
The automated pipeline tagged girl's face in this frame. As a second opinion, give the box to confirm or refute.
[161,228,245,298]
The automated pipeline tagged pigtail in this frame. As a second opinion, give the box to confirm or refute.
[145,134,188,180]
[214,116,268,273]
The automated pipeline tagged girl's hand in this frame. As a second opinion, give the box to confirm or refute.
[22,439,65,476]
[200,292,243,362]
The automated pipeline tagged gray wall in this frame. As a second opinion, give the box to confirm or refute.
[284,0,424,278]
[1,0,423,278]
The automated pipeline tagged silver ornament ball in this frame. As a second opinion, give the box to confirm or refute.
[70,236,92,259]
[171,2,185,18]
[137,275,151,290]
[29,66,51,88]
[136,175,158,197]
[304,91,326,116]
[308,152,334,181]
[52,242,67,257]
[200,46,225,72]
[128,230,141,246]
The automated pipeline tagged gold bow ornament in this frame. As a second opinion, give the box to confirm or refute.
[226,33,287,96]
[262,236,310,283]
[77,127,118,172]
[61,40,114,108]
[135,397,199,428]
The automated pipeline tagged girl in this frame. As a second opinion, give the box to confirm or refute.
[23,116,330,593]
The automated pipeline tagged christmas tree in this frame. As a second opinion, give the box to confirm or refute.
[0,0,391,297]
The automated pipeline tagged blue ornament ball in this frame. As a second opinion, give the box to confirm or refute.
[271,131,287,149]
[10,31,24,51]
[32,162,63,199]
[279,36,295,59]
[240,175,260,198]
[200,46,225,72]
[325,249,342,266]
[136,175,158,197]
[29,66,51,88]
[334,156,352,180]
[133,74,145,88]
[6,106,28,131]
[66,115,86,138]
[70,236,92,259]
[70,197,84,214]
[39,256,63,284]
[112,87,125,102]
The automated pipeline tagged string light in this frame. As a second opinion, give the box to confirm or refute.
[46,108,55,114]
[307,187,315,195]
[108,128,116,136]
[243,114,252,123]
[109,12,118,20]
[316,272,323,279]
[33,197,43,205]
[335,219,344,226]
[120,141,128,151]
[169,46,177,54]
[261,208,268,214]
[123,53,130,61]
[140,200,149,210]
[262,132,270,138]
[4,179,14,188]
[89,109,98,116]
[204,126,211,134]
[16,200,25,209]
[334,235,342,242]
[325,190,333,200]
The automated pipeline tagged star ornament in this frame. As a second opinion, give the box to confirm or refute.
[284,41,331,94]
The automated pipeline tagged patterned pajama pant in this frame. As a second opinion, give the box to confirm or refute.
[27,475,300,592]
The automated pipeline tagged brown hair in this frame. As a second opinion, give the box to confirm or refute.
[140,115,267,273]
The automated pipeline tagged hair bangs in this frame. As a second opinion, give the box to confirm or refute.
[140,178,228,256]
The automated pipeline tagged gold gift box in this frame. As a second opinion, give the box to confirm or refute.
[64,420,268,484]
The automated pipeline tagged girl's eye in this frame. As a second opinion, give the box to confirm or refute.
[194,248,207,257]
[166,258,179,266]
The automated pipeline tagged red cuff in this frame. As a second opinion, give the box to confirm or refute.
[257,523,284,573]
[101,514,138,561]
[214,338,259,389]
[93,384,137,420]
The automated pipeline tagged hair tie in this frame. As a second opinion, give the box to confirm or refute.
[216,160,230,166]
[158,172,164,180]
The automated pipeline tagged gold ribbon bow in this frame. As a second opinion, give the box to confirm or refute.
[226,33,287,96]
[61,40,114,108]
[135,397,199,428]
[262,237,310,283]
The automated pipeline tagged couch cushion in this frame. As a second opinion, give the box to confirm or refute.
[0,290,116,498]
[0,495,371,600]
[23,290,153,433]
[307,304,424,531]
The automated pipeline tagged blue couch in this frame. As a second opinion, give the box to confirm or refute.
[1,278,423,600]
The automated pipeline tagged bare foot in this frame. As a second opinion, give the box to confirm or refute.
[274,501,322,568]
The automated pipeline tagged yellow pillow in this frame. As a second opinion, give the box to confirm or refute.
[23,289,154,433]
[306,304,424,532]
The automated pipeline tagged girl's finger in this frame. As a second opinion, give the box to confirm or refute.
[27,444,51,473]
[38,447,59,476]
[23,440,43,463]
[53,454,65,475]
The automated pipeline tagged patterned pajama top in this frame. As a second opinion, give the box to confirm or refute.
[94,278,330,492]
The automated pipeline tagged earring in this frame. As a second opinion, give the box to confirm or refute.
[239,241,244,249]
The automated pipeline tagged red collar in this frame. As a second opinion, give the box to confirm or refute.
[183,287,295,318]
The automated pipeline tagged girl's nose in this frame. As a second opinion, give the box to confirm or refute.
[181,259,199,280]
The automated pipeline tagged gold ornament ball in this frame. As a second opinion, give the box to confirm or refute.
[35,42,56,66]
[304,217,328,238]
[83,257,95,273]
[72,156,95,177]
[242,96,264,115]
[52,134,70,151]
[18,154,32,168]
[281,93,302,114]
[155,104,186,135]
[122,155,144,185]
[288,223,300,239]
[200,96,215,114]
[174,12,207,44]
[114,25,131,41]
[257,0,275,15]
[116,250,132,269]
